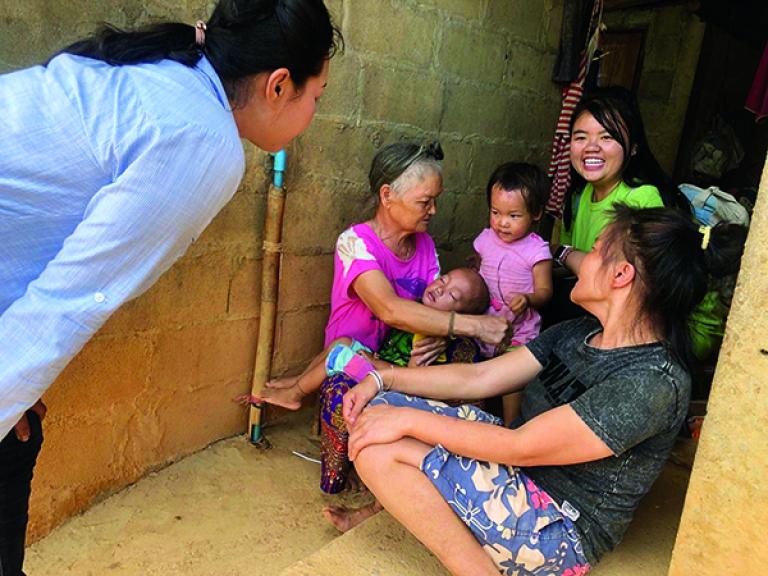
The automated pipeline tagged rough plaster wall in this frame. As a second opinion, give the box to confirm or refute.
[604,4,705,175]
[0,0,564,541]
[668,158,768,573]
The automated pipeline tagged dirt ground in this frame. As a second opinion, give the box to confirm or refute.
[25,407,371,576]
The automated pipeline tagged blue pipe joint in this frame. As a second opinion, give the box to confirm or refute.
[271,150,287,188]
[250,423,262,444]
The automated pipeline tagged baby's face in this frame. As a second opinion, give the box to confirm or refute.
[422,270,478,312]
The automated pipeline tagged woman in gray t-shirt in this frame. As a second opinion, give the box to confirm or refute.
[342,204,747,575]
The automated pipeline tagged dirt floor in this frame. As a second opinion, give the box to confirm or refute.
[25,405,697,576]
[25,407,371,576]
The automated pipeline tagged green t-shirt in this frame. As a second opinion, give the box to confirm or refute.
[560,181,664,251]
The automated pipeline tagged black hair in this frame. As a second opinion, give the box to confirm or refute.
[54,0,343,106]
[563,86,691,229]
[602,204,748,370]
[368,142,444,198]
[486,162,549,219]
[453,268,491,314]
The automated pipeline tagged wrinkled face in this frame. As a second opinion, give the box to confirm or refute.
[234,60,329,152]
[489,185,535,243]
[570,234,613,307]
[570,111,627,192]
[387,171,442,234]
[422,269,481,313]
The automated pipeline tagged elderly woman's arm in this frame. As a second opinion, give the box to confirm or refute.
[352,269,506,344]
[348,403,613,465]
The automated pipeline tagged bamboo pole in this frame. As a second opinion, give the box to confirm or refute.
[248,150,287,444]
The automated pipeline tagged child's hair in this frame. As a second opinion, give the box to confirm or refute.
[369,142,444,199]
[454,268,491,314]
[563,86,690,229]
[601,203,748,369]
[54,0,343,107]
[485,162,549,219]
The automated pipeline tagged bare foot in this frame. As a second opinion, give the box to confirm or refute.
[322,501,383,533]
[261,386,306,410]
[265,375,299,389]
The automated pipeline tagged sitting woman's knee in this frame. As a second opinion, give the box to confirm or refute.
[354,443,396,481]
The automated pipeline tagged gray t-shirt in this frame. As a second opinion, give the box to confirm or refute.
[518,317,690,564]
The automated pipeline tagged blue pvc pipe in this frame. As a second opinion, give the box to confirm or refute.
[271,149,286,188]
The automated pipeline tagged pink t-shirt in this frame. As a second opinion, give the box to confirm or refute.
[473,229,551,355]
[324,223,440,351]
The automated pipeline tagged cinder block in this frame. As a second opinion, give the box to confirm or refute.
[469,141,532,190]
[292,118,378,184]
[143,250,234,327]
[278,254,335,311]
[543,0,565,53]
[420,0,483,21]
[485,1,543,44]
[43,332,153,419]
[438,22,507,84]
[228,255,263,319]
[650,4,686,39]
[194,177,267,253]
[346,1,439,67]
[504,42,550,93]
[317,51,363,119]
[272,307,330,373]
[151,318,259,394]
[428,191,458,246]
[442,82,512,139]
[361,63,444,129]
[452,192,489,242]
[439,138,474,192]
[506,92,560,144]
[283,177,364,253]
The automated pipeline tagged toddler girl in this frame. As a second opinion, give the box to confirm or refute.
[473,162,553,422]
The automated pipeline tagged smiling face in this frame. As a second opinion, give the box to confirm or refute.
[570,111,627,196]
[386,170,443,234]
[489,185,536,243]
[232,60,329,152]
[422,268,486,313]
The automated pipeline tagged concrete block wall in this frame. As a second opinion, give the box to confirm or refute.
[0,0,565,541]
[603,4,705,174]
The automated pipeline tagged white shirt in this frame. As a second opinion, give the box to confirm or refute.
[0,53,245,438]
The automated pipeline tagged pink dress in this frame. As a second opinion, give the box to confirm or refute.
[474,229,551,356]
[324,223,440,351]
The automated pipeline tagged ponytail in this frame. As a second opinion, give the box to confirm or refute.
[52,0,343,105]
[603,204,748,369]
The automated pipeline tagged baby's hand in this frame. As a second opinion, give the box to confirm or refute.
[506,293,529,316]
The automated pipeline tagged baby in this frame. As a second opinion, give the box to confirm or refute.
[473,162,553,423]
[244,267,489,410]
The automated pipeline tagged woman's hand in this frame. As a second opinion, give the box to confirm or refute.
[473,314,508,345]
[348,404,412,461]
[13,399,46,442]
[343,377,379,427]
[409,336,448,367]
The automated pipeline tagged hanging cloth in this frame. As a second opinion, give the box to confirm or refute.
[745,40,768,123]
[545,0,604,218]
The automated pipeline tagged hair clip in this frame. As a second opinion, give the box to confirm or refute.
[699,225,711,250]
[425,141,444,161]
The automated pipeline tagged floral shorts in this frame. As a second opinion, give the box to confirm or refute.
[370,392,591,576]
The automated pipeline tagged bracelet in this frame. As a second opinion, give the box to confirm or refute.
[554,244,574,268]
[370,370,384,393]
[448,310,456,339]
